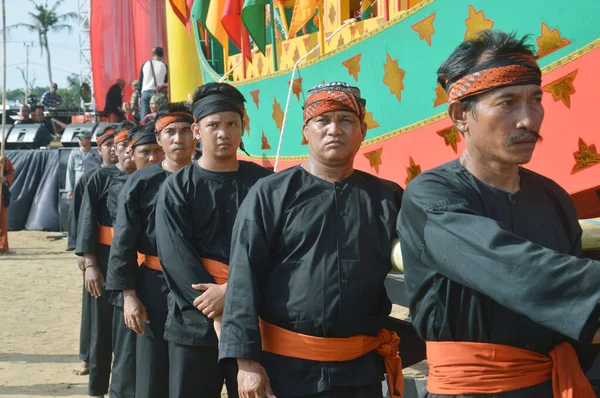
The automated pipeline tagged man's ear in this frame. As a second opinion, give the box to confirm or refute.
[191,123,201,141]
[448,100,469,135]
[302,123,309,144]
[360,122,367,140]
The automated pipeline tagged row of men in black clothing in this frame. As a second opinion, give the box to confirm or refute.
[69,29,600,398]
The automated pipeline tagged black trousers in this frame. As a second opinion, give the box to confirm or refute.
[88,288,113,396]
[78,279,92,362]
[136,310,169,398]
[110,305,136,398]
[292,383,383,398]
[168,342,238,398]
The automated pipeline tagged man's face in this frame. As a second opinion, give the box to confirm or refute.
[157,122,195,163]
[132,143,164,169]
[459,84,544,166]
[35,109,44,121]
[51,85,57,93]
[98,138,117,164]
[193,111,242,160]
[20,105,30,119]
[115,140,136,173]
[302,110,366,166]
[78,138,92,151]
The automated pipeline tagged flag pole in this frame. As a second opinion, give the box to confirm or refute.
[0,0,6,211]
[241,32,247,79]
[275,1,289,34]
[317,0,325,56]
[269,0,278,72]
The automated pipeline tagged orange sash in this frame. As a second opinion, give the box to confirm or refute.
[426,341,595,397]
[260,320,404,398]
[142,255,229,285]
[97,225,114,246]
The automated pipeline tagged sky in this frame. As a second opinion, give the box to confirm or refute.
[1,0,80,91]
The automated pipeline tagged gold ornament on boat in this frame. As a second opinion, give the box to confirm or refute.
[342,54,362,82]
[383,53,406,101]
[536,22,571,58]
[364,147,384,174]
[405,157,422,185]
[464,5,493,41]
[436,125,461,154]
[433,82,448,107]
[411,13,436,46]
[542,70,578,108]
[272,98,284,129]
[572,138,600,174]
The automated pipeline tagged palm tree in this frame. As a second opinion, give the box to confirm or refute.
[9,0,76,85]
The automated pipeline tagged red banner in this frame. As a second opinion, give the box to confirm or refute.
[91,0,168,111]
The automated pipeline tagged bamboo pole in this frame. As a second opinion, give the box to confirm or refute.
[0,0,7,210]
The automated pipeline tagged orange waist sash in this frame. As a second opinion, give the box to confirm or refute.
[142,255,229,285]
[260,320,404,398]
[97,225,114,246]
[426,341,595,397]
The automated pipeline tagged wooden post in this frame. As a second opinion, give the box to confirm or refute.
[269,1,278,72]
[241,33,247,79]
[0,0,6,209]
[317,0,325,55]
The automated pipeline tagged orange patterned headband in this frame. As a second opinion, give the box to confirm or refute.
[114,129,130,144]
[155,111,194,132]
[303,90,365,124]
[96,128,115,146]
[447,53,542,102]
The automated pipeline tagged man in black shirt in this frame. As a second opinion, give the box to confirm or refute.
[155,83,272,398]
[76,121,136,398]
[398,30,600,397]
[104,79,126,123]
[106,106,194,398]
[219,82,403,398]
[69,124,118,377]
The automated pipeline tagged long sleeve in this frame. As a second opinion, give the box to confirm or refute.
[155,180,218,311]
[66,153,75,193]
[138,65,145,95]
[220,193,272,362]
[107,184,142,291]
[76,176,101,255]
[399,176,600,342]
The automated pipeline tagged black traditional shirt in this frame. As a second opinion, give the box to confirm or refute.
[67,167,99,251]
[155,160,272,347]
[106,163,171,313]
[398,159,600,396]
[219,166,403,397]
[76,165,125,271]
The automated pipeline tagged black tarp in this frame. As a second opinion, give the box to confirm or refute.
[5,149,60,231]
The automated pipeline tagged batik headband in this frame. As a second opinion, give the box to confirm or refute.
[96,127,115,147]
[154,111,194,132]
[303,82,366,124]
[447,53,541,102]
[114,129,131,144]
[192,94,245,122]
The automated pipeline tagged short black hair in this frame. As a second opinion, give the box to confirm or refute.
[33,105,44,111]
[438,30,536,111]
[155,102,192,122]
[114,120,136,135]
[192,82,246,105]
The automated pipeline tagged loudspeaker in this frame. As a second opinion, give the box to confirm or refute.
[61,123,97,147]
[5,123,53,149]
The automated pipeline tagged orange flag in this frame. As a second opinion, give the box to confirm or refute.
[206,0,230,51]
[169,0,191,27]
[288,0,317,38]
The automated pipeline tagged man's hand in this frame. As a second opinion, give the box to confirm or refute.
[123,290,149,334]
[84,265,105,298]
[67,192,73,200]
[237,359,276,398]
[76,256,85,272]
[192,283,227,318]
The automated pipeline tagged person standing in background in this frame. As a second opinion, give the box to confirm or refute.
[130,80,141,122]
[104,79,126,123]
[66,130,102,201]
[40,83,63,109]
[138,47,168,120]
[0,154,15,255]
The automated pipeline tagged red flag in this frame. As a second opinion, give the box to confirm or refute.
[221,0,252,61]
[169,0,191,28]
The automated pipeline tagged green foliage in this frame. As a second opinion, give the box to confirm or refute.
[6,73,81,107]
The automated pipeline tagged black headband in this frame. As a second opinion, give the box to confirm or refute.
[131,133,158,149]
[192,94,245,121]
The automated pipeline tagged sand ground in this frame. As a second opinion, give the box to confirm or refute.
[1,231,88,398]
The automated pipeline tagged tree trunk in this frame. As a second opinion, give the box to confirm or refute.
[44,34,52,85]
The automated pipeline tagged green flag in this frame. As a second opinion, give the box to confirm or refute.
[241,0,269,54]
[191,0,210,25]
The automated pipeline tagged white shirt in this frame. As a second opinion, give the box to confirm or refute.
[140,60,167,92]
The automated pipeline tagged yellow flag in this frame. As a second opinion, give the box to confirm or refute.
[206,0,229,51]
[288,0,317,38]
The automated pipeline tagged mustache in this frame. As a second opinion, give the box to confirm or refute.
[506,131,543,146]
